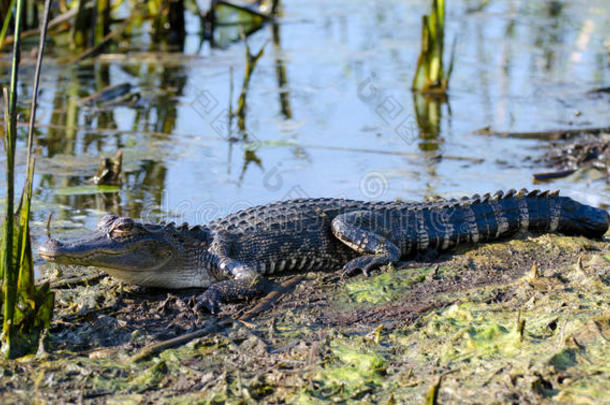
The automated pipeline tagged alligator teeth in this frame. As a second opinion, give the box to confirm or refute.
[481,193,491,203]
[504,189,516,199]
[493,190,504,200]
[549,190,560,198]
[527,190,539,198]
[539,190,549,198]
[516,188,527,198]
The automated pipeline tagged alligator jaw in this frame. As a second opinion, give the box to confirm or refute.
[38,238,121,264]
[37,216,214,289]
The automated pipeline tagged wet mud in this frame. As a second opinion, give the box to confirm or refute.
[1,232,609,403]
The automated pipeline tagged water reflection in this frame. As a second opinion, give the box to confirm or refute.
[0,0,607,249]
[272,22,292,120]
[412,92,446,153]
[226,19,298,184]
[35,56,193,219]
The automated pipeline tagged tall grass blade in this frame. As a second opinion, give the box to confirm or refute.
[1,0,54,359]
[1,0,23,357]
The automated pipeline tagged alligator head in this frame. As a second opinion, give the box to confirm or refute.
[38,215,213,288]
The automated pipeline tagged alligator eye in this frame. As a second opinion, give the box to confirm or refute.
[110,222,134,235]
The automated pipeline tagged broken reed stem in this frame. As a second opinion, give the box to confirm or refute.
[412,0,449,94]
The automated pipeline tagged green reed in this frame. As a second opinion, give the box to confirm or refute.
[411,0,454,94]
[1,0,54,359]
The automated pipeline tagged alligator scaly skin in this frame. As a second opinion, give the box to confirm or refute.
[38,189,609,313]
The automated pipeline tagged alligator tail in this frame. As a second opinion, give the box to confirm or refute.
[414,189,608,252]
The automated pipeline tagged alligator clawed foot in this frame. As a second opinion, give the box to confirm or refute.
[194,290,221,315]
[341,255,390,279]
[340,264,364,279]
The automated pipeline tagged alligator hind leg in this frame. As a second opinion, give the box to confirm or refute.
[331,211,400,277]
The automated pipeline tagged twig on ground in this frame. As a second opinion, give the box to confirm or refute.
[130,317,233,363]
[239,275,306,321]
[130,274,306,362]
[49,272,106,289]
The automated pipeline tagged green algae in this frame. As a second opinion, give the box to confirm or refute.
[324,342,387,383]
[341,266,432,305]
[296,338,389,403]
[127,360,168,392]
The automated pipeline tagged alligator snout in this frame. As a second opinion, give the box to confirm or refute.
[37,238,64,261]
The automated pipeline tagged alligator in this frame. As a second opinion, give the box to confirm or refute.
[38,189,609,313]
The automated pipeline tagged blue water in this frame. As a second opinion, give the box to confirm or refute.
[0,0,608,253]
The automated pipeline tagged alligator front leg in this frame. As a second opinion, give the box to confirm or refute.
[195,232,267,314]
[331,211,400,276]
[195,271,266,314]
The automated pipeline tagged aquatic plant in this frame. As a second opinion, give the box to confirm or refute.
[411,0,454,94]
[0,0,54,359]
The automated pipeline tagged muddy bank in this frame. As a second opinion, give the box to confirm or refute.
[1,232,609,403]
[530,132,609,183]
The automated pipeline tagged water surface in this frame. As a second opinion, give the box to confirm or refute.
[0,0,608,263]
